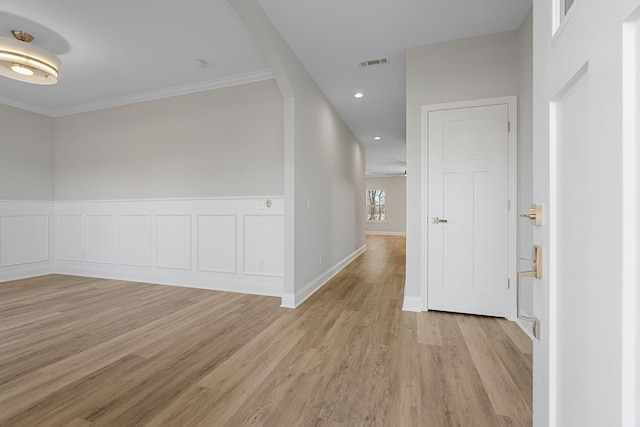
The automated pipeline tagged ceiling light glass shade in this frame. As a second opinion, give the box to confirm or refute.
[0,36,60,85]
[11,63,34,75]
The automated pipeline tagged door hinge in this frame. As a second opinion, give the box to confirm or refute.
[507,278,511,289]
[508,121,511,132]
[508,200,511,211]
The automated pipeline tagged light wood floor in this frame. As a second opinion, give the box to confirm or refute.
[0,235,532,426]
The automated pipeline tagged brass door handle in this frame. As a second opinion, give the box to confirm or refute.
[520,204,542,226]
[517,245,542,340]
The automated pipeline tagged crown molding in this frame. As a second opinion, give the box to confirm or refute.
[0,96,54,116]
[0,69,274,118]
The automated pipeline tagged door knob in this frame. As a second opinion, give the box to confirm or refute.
[430,217,448,224]
[519,204,542,226]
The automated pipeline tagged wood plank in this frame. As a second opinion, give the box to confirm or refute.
[499,318,534,354]
[417,311,443,345]
[456,314,532,424]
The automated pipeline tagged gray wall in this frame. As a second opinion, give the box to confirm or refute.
[0,105,54,200]
[229,0,366,302]
[54,79,284,200]
[405,30,520,303]
[365,176,406,234]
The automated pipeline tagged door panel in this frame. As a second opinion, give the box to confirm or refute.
[554,69,590,427]
[443,172,462,290]
[428,104,509,317]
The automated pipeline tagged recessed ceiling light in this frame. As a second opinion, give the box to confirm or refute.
[354,92,364,98]
[373,136,381,140]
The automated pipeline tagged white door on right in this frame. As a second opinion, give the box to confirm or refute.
[427,104,509,317]
[532,0,640,425]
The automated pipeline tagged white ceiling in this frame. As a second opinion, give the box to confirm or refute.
[0,0,531,175]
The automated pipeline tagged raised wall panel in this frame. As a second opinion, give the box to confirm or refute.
[119,215,152,267]
[57,215,84,261]
[0,216,48,266]
[52,198,284,296]
[157,215,191,270]
[86,215,116,264]
[244,215,284,277]
[197,215,236,273]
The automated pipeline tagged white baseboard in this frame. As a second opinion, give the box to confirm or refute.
[365,231,406,236]
[55,265,282,297]
[281,244,367,308]
[280,292,296,308]
[402,295,424,312]
[0,264,55,283]
[515,318,537,341]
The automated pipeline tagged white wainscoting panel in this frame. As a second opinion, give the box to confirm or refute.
[119,215,152,267]
[86,215,116,264]
[156,215,191,270]
[244,215,285,277]
[54,197,284,296]
[0,201,55,281]
[197,215,236,274]
[58,215,84,261]
[0,215,48,266]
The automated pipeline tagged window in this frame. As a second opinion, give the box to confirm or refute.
[564,0,575,15]
[366,189,386,221]
[554,0,577,33]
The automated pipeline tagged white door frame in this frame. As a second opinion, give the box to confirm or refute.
[421,96,518,319]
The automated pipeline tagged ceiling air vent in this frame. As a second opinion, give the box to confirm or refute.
[359,57,390,68]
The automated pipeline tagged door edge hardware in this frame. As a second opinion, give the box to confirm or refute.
[519,204,542,226]
[517,244,542,340]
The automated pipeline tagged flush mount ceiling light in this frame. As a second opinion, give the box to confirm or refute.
[0,30,60,85]
[373,136,381,140]
[354,92,364,98]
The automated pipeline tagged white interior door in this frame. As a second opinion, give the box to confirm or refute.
[427,103,509,317]
[533,0,639,426]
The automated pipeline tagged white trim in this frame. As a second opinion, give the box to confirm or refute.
[0,97,53,116]
[52,195,284,204]
[0,265,54,283]
[402,296,424,312]
[55,267,282,297]
[516,318,537,341]
[419,96,518,318]
[280,292,296,308]
[0,69,273,118]
[281,244,366,308]
[365,231,406,236]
